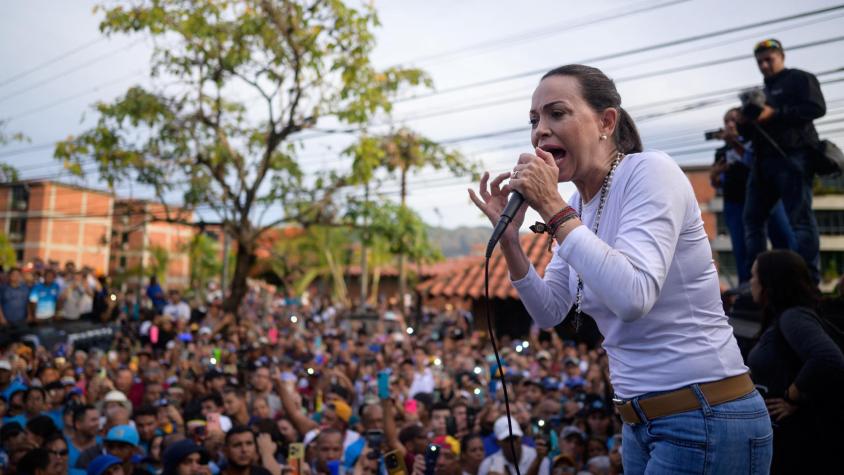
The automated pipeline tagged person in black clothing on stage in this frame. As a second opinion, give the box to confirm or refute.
[740,38,826,283]
[711,107,793,284]
[747,250,844,474]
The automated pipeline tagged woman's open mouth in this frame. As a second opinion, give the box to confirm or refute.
[539,144,567,160]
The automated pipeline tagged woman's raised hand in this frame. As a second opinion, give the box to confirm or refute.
[468,170,527,243]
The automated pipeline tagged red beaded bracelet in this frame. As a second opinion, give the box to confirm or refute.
[529,206,579,251]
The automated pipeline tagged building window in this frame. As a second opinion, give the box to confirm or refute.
[7,218,26,241]
[204,230,220,242]
[715,212,728,236]
[715,210,844,237]
[717,251,737,277]
[815,211,844,235]
[10,185,28,211]
[119,255,127,269]
[816,175,844,194]
[821,251,844,281]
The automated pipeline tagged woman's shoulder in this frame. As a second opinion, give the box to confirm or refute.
[623,149,680,172]
[779,306,822,329]
[619,149,690,193]
[781,306,818,319]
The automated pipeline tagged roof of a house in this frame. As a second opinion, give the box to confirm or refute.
[346,256,478,278]
[1,179,113,196]
[254,226,306,260]
[417,232,552,299]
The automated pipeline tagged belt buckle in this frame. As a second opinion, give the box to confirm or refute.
[611,396,627,406]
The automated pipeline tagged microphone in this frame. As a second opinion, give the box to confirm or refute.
[485,191,524,258]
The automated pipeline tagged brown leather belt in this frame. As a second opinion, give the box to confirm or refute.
[614,373,755,425]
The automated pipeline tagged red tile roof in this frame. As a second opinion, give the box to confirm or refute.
[417,233,553,299]
[254,226,307,260]
[346,257,476,278]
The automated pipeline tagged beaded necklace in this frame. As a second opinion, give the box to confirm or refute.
[573,152,624,331]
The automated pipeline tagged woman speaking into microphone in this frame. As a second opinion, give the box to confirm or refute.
[468,64,772,474]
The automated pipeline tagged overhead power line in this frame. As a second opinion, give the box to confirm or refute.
[296,39,844,142]
[395,4,844,103]
[5,70,844,180]
[0,36,105,88]
[197,3,844,146]
[0,142,55,159]
[4,69,146,121]
[0,38,145,105]
[616,35,844,84]
[393,56,844,127]
[400,0,690,66]
[395,9,844,120]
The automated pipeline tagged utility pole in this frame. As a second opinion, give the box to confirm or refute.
[221,230,230,292]
[359,184,369,311]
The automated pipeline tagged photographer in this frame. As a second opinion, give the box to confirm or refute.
[710,107,793,284]
[739,38,826,283]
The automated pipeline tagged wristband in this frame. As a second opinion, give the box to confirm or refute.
[529,206,579,251]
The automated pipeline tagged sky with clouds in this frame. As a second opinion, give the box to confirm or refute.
[1,0,843,230]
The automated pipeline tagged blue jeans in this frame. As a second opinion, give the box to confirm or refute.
[622,389,773,474]
[744,149,820,282]
[724,200,794,283]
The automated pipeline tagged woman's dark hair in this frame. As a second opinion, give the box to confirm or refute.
[460,433,483,456]
[225,425,256,445]
[25,415,58,441]
[541,64,643,154]
[45,432,67,448]
[17,448,51,475]
[755,250,819,332]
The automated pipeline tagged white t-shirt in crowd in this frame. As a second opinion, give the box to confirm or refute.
[408,368,436,399]
[478,445,550,475]
[304,428,361,450]
[162,300,191,323]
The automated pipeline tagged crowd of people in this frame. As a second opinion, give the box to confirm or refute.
[0,260,112,328]
[0,260,623,475]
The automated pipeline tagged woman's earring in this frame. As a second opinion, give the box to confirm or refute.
[600,134,607,141]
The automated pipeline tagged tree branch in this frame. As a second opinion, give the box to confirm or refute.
[194,151,241,214]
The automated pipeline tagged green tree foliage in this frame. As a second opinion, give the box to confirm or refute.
[149,245,170,284]
[270,225,352,302]
[345,128,476,303]
[343,196,443,304]
[187,232,222,292]
[0,164,18,184]
[54,0,428,311]
[0,120,27,183]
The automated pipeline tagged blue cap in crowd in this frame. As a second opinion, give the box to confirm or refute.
[105,424,139,447]
[87,454,122,475]
[1,380,27,401]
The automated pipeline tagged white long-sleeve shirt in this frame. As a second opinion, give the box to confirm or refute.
[512,150,747,398]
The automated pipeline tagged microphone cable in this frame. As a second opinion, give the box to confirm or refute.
[484,255,522,475]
